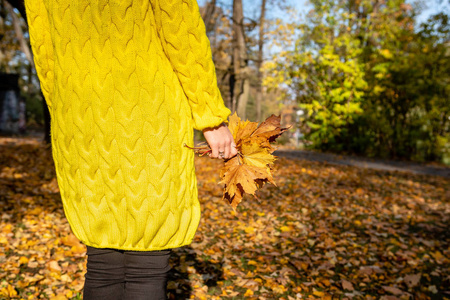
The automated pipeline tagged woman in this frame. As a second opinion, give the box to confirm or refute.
[25,0,237,298]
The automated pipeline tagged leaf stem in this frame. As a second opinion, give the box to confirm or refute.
[183,143,212,156]
[237,151,243,165]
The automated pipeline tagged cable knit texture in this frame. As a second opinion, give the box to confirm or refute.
[25,0,231,250]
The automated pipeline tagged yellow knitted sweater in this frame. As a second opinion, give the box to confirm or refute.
[25,0,231,250]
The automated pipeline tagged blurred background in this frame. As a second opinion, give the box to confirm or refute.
[0,0,449,164]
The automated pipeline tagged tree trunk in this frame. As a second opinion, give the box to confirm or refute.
[236,77,250,119]
[231,0,249,119]
[5,0,25,20]
[201,0,216,34]
[5,1,33,69]
[255,0,266,122]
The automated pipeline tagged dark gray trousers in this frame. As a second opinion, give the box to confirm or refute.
[83,246,172,300]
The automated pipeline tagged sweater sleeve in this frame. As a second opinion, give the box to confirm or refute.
[151,0,231,131]
[25,0,54,109]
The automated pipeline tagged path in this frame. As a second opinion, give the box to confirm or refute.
[274,149,450,178]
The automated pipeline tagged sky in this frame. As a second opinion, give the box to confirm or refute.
[196,0,448,59]
[196,0,448,25]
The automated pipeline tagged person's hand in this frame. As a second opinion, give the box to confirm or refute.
[202,122,238,159]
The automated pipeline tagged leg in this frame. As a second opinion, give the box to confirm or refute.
[83,246,125,300]
[123,249,172,300]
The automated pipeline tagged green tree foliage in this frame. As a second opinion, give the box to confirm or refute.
[264,0,450,163]
[275,0,368,147]
[352,9,450,162]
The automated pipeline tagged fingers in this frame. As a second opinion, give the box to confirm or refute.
[209,139,234,159]
[223,143,230,159]
[203,123,238,159]
[218,145,229,160]
[230,142,238,157]
[210,143,219,159]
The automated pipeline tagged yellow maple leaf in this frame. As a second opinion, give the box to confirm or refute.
[226,112,241,140]
[241,141,276,170]
[235,120,259,146]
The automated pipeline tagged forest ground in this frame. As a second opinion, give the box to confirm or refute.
[0,135,449,300]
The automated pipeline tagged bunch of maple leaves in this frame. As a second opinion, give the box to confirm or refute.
[186,112,290,210]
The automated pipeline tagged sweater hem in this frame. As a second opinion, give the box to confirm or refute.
[79,238,195,252]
